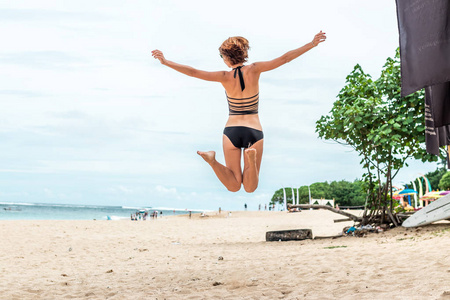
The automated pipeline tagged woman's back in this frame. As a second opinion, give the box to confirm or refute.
[222,64,262,130]
[221,64,260,98]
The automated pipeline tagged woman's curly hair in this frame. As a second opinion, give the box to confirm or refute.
[219,36,250,65]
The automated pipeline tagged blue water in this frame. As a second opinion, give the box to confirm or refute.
[0,202,199,220]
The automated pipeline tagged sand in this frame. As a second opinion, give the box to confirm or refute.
[1,210,450,300]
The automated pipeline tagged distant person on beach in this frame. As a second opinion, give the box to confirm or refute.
[152,32,326,192]
[244,203,247,211]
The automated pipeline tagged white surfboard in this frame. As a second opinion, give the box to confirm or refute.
[402,193,450,228]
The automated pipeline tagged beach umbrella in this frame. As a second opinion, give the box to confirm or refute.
[399,189,418,195]
[421,192,442,199]
[398,189,418,206]
[420,191,444,206]
[393,190,403,196]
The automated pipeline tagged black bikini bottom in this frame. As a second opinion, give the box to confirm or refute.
[223,126,264,149]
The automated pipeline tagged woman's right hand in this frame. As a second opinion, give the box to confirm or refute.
[151,49,167,64]
[311,31,326,47]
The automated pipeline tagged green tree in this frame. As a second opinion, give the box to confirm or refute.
[425,167,447,191]
[438,172,450,190]
[316,49,439,226]
[270,188,300,205]
[329,180,366,206]
[270,180,367,207]
[310,182,331,200]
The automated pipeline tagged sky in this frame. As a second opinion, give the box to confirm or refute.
[0,0,440,211]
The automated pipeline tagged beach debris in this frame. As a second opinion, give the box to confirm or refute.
[313,234,344,240]
[218,256,224,261]
[212,281,223,286]
[106,269,114,273]
[343,225,381,237]
[61,274,68,277]
[346,227,357,234]
[68,247,72,252]
[138,248,149,252]
[266,229,312,242]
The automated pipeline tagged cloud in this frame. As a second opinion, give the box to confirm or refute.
[0,51,88,69]
[105,185,134,194]
[0,191,29,197]
[0,89,45,97]
[0,8,107,22]
[155,185,178,196]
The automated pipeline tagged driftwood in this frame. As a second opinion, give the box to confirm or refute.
[387,209,399,227]
[396,212,414,217]
[334,218,354,223]
[288,204,362,222]
[338,205,365,210]
[396,213,414,223]
[313,234,344,240]
[266,229,312,242]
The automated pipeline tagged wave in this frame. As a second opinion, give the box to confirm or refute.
[151,207,213,212]
[0,202,35,206]
[44,204,122,209]
[121,206,152,210]
[0,202,123,209]
[106,215,129,221]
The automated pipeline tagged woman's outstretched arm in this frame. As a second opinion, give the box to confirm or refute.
[151,50,227,82]
[252,31,326,73]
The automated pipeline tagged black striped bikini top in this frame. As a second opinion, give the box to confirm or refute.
[226,66,259,116]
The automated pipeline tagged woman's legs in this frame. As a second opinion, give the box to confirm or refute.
[197,135,242,192]
[243,139,263,193]
[198,135,263,193]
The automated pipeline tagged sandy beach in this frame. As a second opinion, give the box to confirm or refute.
[1,210,449,299]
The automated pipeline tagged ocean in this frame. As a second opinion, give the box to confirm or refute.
[0,202,201,221]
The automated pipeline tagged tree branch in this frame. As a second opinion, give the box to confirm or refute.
[287,204,362,222]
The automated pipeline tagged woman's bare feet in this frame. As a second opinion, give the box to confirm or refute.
[197,151,216,164]
[244,148,257,164]
[197,150,241,192]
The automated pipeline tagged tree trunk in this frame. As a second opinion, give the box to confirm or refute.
[266,229,313,241]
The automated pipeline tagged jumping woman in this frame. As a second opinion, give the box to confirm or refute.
[151,31,326,193]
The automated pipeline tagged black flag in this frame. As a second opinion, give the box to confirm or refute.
[396,0,450,166]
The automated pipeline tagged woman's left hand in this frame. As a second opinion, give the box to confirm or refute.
[312,31,326,47]
[151,49,167,64]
